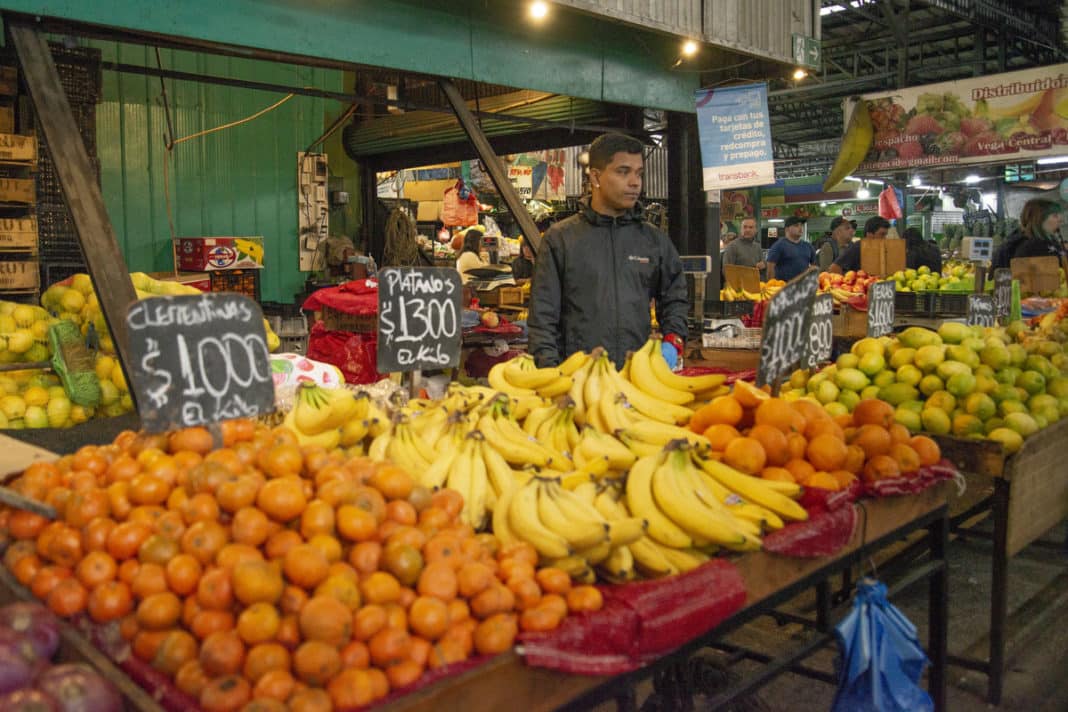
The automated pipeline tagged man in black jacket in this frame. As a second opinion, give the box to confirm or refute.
[528,133,689,369]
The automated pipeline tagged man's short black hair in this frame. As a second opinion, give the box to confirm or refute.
[589,133,644,170]
[864,216,891,235]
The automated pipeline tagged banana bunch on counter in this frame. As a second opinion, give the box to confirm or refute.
[283,383,387,450]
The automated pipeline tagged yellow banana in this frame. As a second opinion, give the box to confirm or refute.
[568,354,593,426]
[606,517,646,547]
[579,427,636,470]
[523,403,558,436]
[658,546,710,573]
[503,356,563,390]
[368,431,391,461]
[320,387,361,429]
[598,545,636,582]
[598,354,693,425]
[630,537,677,577]
[537,375,574,399]
[558,350,590,376]
[616,414,711,452]
[823,98,874,192]
[617,431,662,458]
[339,418,372,447]
[538,480,608,549]
[628,340,694,405]
[366,400,391,437]
[464,437,489,530]
[508,479,571,559]
[571,481,599,505]
[624,453,693,548]
[421,440,461,490]
[492,485,519,549]
[647,338,727,393]
[695,453,809,522]
[284,406,341,449]
[541,555,593,579]
[488,361,536,398]
[651,448,750,549]
[292,382,333,434]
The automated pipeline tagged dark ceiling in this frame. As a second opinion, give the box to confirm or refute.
[706,0,1067,182]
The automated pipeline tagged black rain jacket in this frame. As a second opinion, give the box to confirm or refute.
[527,203,689,368]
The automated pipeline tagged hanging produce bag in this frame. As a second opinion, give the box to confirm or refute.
[878,185,904,220]
[831,579,933,712]
[442,179,479,226]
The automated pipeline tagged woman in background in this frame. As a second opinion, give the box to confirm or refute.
[992,198,1065,269]
[903,227,942,273]
[455,228,486,284]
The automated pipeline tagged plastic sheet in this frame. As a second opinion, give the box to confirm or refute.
[831,579,933,712]
[305,321,381,385]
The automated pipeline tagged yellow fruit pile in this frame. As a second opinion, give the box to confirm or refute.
[0,355,134,429]
[0,301,55,364]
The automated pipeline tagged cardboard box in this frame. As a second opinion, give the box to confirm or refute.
[403,178,456,202]
[0,178,34,204]
[0,260,39,290]
[860,238,906,277]
[0,217,36,252]
[0,134,36,163]
[1011,256,1060,296]
[148,271,212,293]
[417,201,442,222]
[176,237,265,271]
[0,434,57,481]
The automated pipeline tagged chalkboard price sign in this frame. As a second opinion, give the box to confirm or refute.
[377,267,463,373]
[126,294,275,434]
[967,294,996,327]
[867,280,896,337]
[757,269,818,388]
[993,268,1012,322]
[803,293,834,369]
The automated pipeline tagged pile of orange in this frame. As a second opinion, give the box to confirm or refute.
[689,383,941,491]
[0,420,602,712]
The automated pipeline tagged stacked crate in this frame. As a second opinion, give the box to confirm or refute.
[0,64,41,302]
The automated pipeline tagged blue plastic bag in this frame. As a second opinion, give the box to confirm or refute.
[831,579,933,712]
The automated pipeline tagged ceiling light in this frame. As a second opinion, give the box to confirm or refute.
[792,68,807,81]
[1037,155,1068,165]
[767,219,784,223]
[529,1,549,20]
[856,184,871,200]
[820,5,846,15]
[911,176,922,187]
[681,40,698,57]
[964,174,981,184]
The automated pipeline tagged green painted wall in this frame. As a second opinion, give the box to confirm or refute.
[92,42,343,303]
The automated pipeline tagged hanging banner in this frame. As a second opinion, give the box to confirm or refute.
[859,63,1068,171]
[695,84,775,191]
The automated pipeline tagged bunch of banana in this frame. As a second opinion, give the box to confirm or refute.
[369,414,442,476]
[719,285,765,302]
[523,398,580,457]
[573,426,634,477]
[826,286,866,306]
[691,449,807,524]
[628,338,728,405]
[594,351,693,426]
[626,442,765,555]
[477,396,569,471]
[487,353,575,399]
[493,475,645,581]
[283,382,364,449]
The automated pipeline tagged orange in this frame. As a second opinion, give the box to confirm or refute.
[457,561,495,598]
[853,399,894,428]
[732,380,771,408]
[760,467,795,483]
[806,418,845,441]
[784,459,816,484]
[850,424,892,458]
[243,643,290,683]
[354,604,388,641]
[237,602,281,645]
[256,478,307,523]
[369,464,415,501]
[747,424,789,466]
[863,454,901,482]
[199,675,251,712]
[231,559,284,605]
[786,432,808,461]
[385,659,424,691]
[754,399,805,434]
[314,573,362,611]
[890,443,921,474]
[831,470,858,489]
[807,471,841,491]
[566,585,604,613]
[199,629,246,676]
[843,445,866,475]
[722,437,766,475]
[293,639,341,686]
[360,571,402,605]
[327,669,375,710]
[253,669,296,702]
[534,567,571,596]
[409,595,450,641]
[888,423,911,445]
[470,585,516,620]
[298,595,352,646]
[473,613,518,655]
[417,562,459,601]
[368,627,412,668]
[806,433,848,472]
[691,396,743,430]
[702,423,741,452]
[151,629,198,676]
[909,435,941,467]
[282,544,330,590]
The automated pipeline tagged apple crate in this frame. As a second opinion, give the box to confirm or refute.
[322,306,378,333]
[832,304,868,338]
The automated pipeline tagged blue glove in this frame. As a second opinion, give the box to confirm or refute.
[661,341,679,370]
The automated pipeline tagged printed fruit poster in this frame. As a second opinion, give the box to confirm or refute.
[857,63,1068,171]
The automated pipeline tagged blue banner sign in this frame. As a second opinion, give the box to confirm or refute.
[695,84,775,191]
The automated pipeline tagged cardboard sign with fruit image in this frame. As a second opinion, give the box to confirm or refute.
[856,63,1068,171]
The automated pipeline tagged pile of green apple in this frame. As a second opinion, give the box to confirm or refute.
[784,321,1068,453]
[892,262,975,293]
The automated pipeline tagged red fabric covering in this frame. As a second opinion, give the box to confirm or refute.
[302,279,379,315]
[305,321,381,385]
[863,458,956,497]
[741,300,766,327]
[519,559,746,674]
[763,504,858,558]
[800,479,863,513]
[677,366,756,384]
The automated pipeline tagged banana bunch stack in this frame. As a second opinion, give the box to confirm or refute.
[283,383,387,450]
[623,440,808,564]
[719,285,765,302]
[493,475,647,583]
[488,352,583,400]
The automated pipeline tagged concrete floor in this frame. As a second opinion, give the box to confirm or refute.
[599,518,1068,712]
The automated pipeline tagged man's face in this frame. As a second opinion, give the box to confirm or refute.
[591,151,643,215]
[835,223,855,244]
[785,223,803,241]
[868,227,889,239]
[740,219,757,240]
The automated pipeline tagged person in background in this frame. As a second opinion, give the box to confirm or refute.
[528,132,688,370]
[511,241,535,280]
[723,217,766,272]
[819,217,857,271]
[991,198,1065,269]
[766,216,816,282]
[827,216,891,274]
[903,227,942,273]
[455,228,487,284]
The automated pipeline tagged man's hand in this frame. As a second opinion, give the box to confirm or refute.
[755,260,766,270]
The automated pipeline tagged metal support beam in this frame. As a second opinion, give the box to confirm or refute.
[439,79,541,257]
[9,21,139,402]
[666,112,705,256]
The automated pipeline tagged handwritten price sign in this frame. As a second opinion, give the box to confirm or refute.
[126,294,275,433]
[867,280,896,337]
[803,293,834,369]
[757,269,818,388]
[967,294,995,327]
[993,268,1012,322]
[377,267,463,372]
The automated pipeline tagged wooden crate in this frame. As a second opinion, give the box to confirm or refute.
[1010,256,1060,296]
[321,305,378,332]
[0,259,39,290]
[0,177,35,204]
[477,286,524,306]
[832,304,867,338]
[0,217,37,252]
[0,107,13,134]
[860,238,906,276]
[693,347,760,371]
[0,134,36,163]
[1004,417,1068,557]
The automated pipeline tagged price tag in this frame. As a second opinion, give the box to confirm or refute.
[803,293,834,369]
[377,267,463,372]
[126,294,275,433]
[993,268,1012,322]
[757,269,818,388]
[867,280,896,337]
[967,294,996,327]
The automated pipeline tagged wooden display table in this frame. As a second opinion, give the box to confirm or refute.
[934,418,1068,704]
[383,486,950,712]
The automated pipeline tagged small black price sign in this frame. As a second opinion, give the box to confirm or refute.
[803,293,834,369]
[757,269,818,388]
[993,268,1012,322]
[126,294,275,433]
[867,280,896,337]
[967,294,996,327]
[377,267,463,372]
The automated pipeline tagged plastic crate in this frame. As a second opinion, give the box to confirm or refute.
[279,335,308,354]
[209,270,260,300]
[894,291,934,316]
[931,292,968,316]
[702,299,756,318]
[321,306,377,332]
[701,327,762,350]
[41,262,85,290]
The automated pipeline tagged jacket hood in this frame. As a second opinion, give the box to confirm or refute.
[579,199,645,227]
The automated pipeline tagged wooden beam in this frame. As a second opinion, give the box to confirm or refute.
[438,79,542,257]
[9,23,139,403]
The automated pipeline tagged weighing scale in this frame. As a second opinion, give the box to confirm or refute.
[680,255,712,333]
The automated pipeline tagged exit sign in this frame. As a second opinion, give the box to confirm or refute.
[792,34,821,70]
